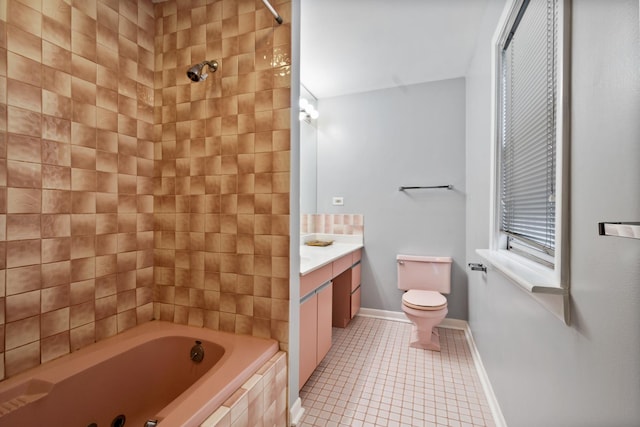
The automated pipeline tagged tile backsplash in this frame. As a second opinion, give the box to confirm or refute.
[301,213,364,236]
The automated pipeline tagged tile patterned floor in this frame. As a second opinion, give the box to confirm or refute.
[298,316,496,427]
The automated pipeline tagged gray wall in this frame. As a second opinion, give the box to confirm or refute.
[316,79,468,319]
[466,1,640,426]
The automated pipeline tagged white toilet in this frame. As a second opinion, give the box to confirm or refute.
[397,254,452,351]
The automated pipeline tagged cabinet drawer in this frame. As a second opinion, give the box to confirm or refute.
[352,249,362,264]
[351,286,361,319]
[351,263,361,292]
[300,263,332,298]
[332,254,352,276]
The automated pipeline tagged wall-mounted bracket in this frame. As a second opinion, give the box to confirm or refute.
[598,222,640,240]
[468,263,487,272]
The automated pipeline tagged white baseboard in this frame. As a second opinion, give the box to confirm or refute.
[461,323,508,427]
[357,308,467,330]
[358,307,410,323]
[356,309,507,427]
[289,397,305,427]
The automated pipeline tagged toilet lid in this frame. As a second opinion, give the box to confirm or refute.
[402,290,447,311]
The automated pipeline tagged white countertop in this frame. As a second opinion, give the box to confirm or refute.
[300,234,364,276]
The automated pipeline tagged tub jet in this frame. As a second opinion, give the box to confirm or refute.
[111,414,126,427]
[190,340,205,363]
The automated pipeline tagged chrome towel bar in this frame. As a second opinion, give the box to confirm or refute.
[399,185,453,191]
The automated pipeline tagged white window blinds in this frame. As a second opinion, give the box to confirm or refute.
[500,0,558,263]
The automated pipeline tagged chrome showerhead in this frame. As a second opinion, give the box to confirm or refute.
[186,60,219,82]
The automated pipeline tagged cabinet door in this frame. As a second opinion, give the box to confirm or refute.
[299,294,318,390]
[316,282,333,364]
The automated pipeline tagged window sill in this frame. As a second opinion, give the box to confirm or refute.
[476,249,570,324]
[476,249,567,295]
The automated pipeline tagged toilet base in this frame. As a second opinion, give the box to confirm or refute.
[409,324,441,351]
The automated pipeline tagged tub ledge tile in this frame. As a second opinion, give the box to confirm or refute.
[247,374,265,403]
[241,372,262,392]
[200,406,231,427]
[226,388,249,423]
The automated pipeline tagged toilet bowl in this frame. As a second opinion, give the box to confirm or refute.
[397,255,452,351]
[402,290,448,350]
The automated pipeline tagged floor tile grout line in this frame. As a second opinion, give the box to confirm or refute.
[299,316,497,427]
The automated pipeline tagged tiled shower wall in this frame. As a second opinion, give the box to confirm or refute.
[0,0,291,380]
[0,0,156,379]
[152,0,291,350]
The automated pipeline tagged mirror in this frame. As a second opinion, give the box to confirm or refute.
[299,84,318,215]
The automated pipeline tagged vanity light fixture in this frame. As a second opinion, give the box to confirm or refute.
[299,98,319,121]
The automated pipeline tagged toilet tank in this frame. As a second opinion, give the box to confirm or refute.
[397,254,452,293]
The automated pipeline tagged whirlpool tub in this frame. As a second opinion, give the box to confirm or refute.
[0,321,279,427]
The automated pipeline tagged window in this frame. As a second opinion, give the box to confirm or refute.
[500,0,559,267]
[484,0,570,297]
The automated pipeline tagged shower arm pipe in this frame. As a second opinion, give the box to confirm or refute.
[261,0,283,24]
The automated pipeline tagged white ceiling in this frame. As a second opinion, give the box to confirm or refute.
[300,0,490,99]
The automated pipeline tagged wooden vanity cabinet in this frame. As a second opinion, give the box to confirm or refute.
[299,247,363,389]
